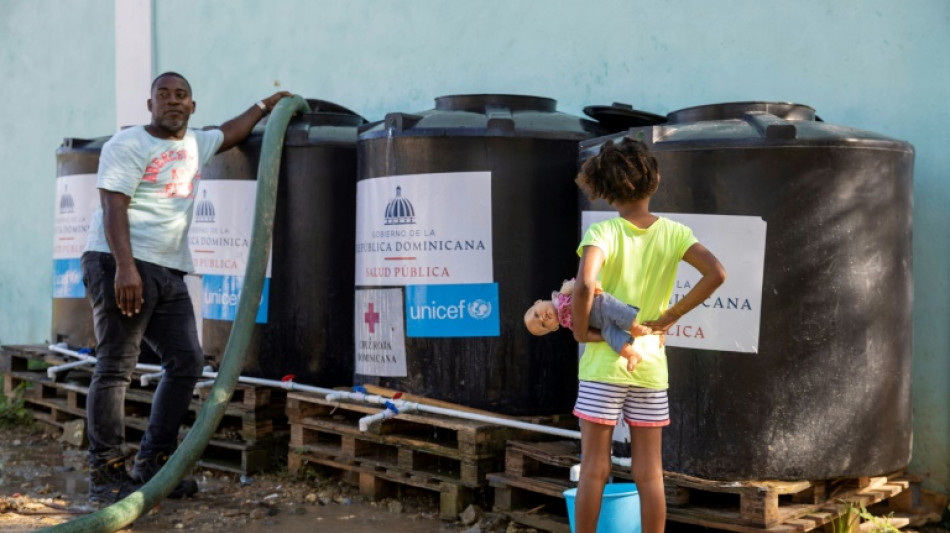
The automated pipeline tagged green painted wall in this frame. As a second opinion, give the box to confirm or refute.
[1,0,947,493]
[0,0,115,344]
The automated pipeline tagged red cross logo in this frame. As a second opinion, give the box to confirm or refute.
[364,303,380,334]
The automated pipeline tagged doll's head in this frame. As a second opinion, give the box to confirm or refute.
[575,137,659,204]
[524,299,559,336]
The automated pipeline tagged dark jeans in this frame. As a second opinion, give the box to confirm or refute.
[81,251,204,466]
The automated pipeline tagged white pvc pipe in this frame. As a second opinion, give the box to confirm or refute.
[139,371,165,387]
[48,344,163,375]
[358,408,399,431]
[48,343,89,358]
[612,457,632,467]
[46,359,96,379]
[47,344,343,396]
[391,399,584,440]
[46,344,96,368]
[50,345,630,466]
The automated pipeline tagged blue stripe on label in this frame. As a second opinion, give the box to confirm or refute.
[52,258,85,298]
[405,283,499,338]
[202,275,269,324]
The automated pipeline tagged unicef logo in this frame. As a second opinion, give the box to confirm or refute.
[405,287,500,337]
[55,270,82,287]
[467,299,492,320]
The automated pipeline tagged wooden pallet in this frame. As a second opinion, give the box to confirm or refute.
[2,345,288,442]
[289,441,480,521]
[196,380,287,411]
[488,472,573,533]
[286,392,551,458]
[0,345,73,372]
[285,391,571,520]
[286,392,499,520]
[289,420,499,487]
[1,345,289,474]
[3,371,87,428]
[493,440,915,533]
[286,395,510,484]
[122,417,288,474]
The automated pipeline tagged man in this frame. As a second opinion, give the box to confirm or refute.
[81,71,291,504]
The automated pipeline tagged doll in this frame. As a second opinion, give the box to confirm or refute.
[524,279,650,371]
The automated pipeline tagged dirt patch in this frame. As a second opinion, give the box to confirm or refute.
[4,425,946,533]
[0,425,528,532]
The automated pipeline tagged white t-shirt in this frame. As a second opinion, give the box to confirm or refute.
[84,126,225,272]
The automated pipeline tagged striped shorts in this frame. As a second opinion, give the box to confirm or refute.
[573,381,670,428]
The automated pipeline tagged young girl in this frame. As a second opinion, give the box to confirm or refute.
[571,137,726,533]
[523,279,651,371]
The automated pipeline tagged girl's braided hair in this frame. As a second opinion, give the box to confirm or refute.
[575,137,659,203]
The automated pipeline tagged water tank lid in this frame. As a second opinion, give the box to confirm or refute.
[250,98,367,145]
[584,103,666,131]
[57,136,111,153]
[435,94,557,113]
[668,101,816,123]
[359,94,602,140]
[305,99,365,121]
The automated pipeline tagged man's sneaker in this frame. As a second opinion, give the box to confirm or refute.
[130,451,198,499]
[89,458,140,505]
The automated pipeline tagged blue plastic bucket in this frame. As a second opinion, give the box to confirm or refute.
[563,483,640,533]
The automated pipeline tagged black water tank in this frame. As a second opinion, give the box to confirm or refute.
[53,137,110,349]
[53,136,163,365]
[354,94,606,415]
[579,101,914,479]
[199,100,365,385]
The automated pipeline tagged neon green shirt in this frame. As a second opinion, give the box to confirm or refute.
[576,216,697,389]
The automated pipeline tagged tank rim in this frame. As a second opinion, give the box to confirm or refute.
[668,101,816,123]
[435,94,557,113]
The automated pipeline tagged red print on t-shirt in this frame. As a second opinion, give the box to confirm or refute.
[163,167,198,198]
[143,149,189,183]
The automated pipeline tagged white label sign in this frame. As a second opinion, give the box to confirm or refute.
[188,180,272,277]
[355,172,493,286]
[582,211,766,353]
[355,288,407,377]
[188,180,273,323]
[53,173,98,298]
[52,174,98,260]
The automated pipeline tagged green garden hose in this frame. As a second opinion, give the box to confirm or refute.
[39,94,312,533]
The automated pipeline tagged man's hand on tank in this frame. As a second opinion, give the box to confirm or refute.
[261,91,294,111]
